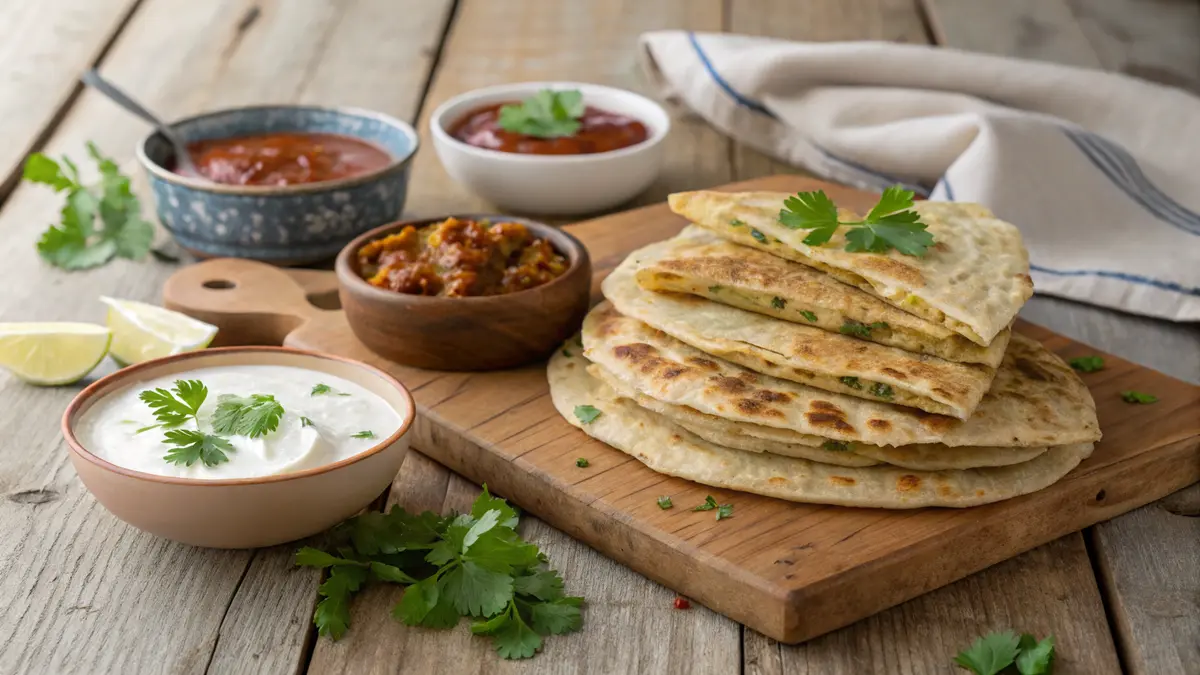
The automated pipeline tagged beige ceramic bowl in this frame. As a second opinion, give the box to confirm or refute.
[62,347,415,549]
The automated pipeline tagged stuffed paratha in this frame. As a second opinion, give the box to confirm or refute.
[668,191,1033,346]
[636,226,1008,366]
[582,303,1100,448]
[549,347,1092,509]
[589,361,1050,471]
[605,241,996,418]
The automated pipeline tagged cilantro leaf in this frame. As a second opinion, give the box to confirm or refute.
[351,430,376,439]
[573,405,601,424]
[954,631,1020,675]
[840,376,863,390]
[300,416,314,427]
[497,89,585,139]
[1068,356,1104,373]
[27,144,154,270]
[822,440,850,452]
[369,561,419,584]
[490,605,543,659]
[771,297,787,310]
[211,393,284,438]
[716,503,734,520]
[575,457,589,468]
[138,379,207,430]
[1015,634,1055,675]
[692,495,718,512]
[777,185,934,256]
[311,383,332,395]
[471,485,520,529]
[393,577,439,626]
[749,228,768,244]
[161,429,234,467]
[1121,390,1157,404]
[778,190,840,246]
[23,153,77,191]
[440,561,513,617]
[462,509,502,552]
[799,309,818,322]
[657,496,673,510]
[530,599,583,635]
[313,565,369,640]
[512,569,566,602]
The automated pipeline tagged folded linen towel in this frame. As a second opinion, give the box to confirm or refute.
[639,31,1200,322]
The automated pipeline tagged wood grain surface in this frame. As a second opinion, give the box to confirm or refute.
[2,0,1197,672]
[162,174,1200,645]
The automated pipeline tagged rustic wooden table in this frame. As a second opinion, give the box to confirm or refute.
[1,1,1197,674]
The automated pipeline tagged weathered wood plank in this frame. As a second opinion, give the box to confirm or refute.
[1091,483,1200,675]
[307,449,741,674]
[0,0,450,672]
[921,0,1103,67]
[402,0,734,221]
[0,0,142,199]
[744,534,1122,675]
[1065,0,1200,94]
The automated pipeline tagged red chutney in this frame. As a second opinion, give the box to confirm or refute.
[357,217,568,297]
[449,103,649,155]
[183,132,392,187]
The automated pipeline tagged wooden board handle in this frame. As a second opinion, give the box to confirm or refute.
[162,258,339,347]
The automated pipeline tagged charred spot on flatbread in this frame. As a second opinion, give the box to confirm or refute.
[736,398,784,418]
[830,476,856,486]
[804,400,856,433]
[896,475,922,492]
[686,357,720,370]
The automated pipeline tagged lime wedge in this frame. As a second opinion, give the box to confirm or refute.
[100,296,218,365]
[0,323,112,385]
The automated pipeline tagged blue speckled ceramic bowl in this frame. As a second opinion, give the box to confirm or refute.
[137,105,418,264]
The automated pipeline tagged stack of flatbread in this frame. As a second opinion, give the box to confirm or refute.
[548,191,1101,508]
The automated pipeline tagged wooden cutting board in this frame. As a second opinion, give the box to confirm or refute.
[162,175,1200,644]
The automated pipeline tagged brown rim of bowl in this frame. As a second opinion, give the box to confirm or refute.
[61,346,416,487]
[335,214,591,305]
[135,104,420,196]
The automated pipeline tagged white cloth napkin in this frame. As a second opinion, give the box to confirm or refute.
[639,31,1200,322]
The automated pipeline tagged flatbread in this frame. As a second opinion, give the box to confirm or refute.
[548,347,1093,509]
[604,241,996,419]
[669,191,1033,346]
[589,361,1049,471]
[582,303,1101,448]
[636,226,1008,366]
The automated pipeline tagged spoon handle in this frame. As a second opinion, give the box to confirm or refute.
[81,70,169,131]
[80,69,198,174]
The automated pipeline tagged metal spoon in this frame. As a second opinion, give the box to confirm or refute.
[80,69,200,177]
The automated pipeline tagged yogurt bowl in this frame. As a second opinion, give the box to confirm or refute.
[431,81,670,215]
[62,347,415,548]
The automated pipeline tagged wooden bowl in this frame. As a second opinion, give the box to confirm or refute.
[61,347,415,549]
[335,214,592,371]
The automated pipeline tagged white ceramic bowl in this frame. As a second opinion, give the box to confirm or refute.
[431,81,670,216]
[62,347,415,549]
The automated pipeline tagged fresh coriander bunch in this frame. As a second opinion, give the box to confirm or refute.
[296,486,584,660]
[778,185,934,256]
[24,142,155,270]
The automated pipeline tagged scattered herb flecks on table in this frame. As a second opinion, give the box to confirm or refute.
[295,486,583,660]
[24,142,155,270]
[778,185,934,256]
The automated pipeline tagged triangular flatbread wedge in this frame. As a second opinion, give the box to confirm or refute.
[636,226,1008,366]
[604,243,997,419]
[668,191,1033,346]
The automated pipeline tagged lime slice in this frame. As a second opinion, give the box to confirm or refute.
[0,323,112,385]
[100,296,218,365]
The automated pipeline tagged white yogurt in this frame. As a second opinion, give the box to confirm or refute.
[75,365,403,480]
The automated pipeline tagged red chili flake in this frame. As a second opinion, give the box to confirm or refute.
[673,597,691,610]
